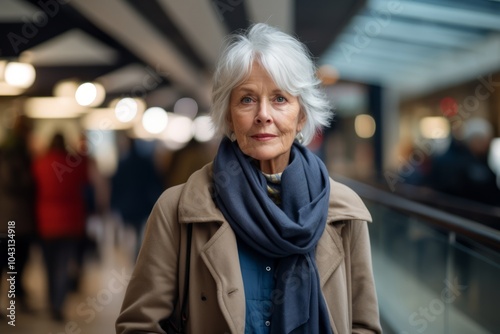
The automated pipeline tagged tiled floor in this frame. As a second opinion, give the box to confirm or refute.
[0,219,136,334]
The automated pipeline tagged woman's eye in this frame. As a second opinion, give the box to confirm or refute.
[241,96,253,104]
[275,96,287,103]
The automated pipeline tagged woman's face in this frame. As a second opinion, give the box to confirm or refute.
[228,62,306,174]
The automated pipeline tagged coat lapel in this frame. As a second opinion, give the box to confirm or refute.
[200,222,246,334]
[316,222,345,287]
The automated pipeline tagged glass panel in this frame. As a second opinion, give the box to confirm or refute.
[449,237,500,333]
[366,200,498,334]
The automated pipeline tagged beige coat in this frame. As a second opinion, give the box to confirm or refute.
[116,163,382,334]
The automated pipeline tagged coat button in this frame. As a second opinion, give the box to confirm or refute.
[265,266,271,272]
[265,320,271,327]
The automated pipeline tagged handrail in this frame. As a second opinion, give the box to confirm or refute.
[333,174,500,250]
[387,183,500,229]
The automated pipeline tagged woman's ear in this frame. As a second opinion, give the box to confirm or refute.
[297,110,307,132]
[226,111,233,131]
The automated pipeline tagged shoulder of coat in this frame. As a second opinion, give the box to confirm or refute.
[328,178,372,223]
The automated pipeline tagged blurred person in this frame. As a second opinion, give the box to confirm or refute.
[116,23,381,334]
[70,133,111,291]
[397,137,433,187]
[79,133,111,218]
[0,115,37,313]
[32,132,89,321]
[165,139,216,188]
[428,118,500,206]
[111,134,163,259]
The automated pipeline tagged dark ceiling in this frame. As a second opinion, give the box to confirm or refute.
[0,0,366,110]
[2,0,500,111]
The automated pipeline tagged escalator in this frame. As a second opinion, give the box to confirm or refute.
[337,175,500,334]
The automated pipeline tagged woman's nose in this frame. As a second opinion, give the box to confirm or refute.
[255,101,272,124]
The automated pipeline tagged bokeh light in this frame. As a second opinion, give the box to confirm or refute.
[420,117,450,139]
[173,97,198,119]
[164,113,193,143]
[317,64,339,86]
[354,114,376,138]
[4,62,36,88]
[142,107,168,134]
[53,80,79,97]
[75,82,106,107]
[439,96,458,117]
[193,115,215,142]
[114,98,138,123]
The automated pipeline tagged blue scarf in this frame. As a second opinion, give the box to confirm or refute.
[213,137,332,334]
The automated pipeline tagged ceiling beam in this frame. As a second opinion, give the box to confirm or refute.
[246,0,294,34]
[1,0,140,68]
[70,0,211,108]
[127,0,207,69]
[156,0,227,67]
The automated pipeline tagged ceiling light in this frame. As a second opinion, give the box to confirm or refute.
[4,62,36,89]
[420,117,450,139]
[193,115,215,142]
[114,97,138,123]
[173,97,198,119]
[0,82,24,96]
[164,114,193,144]
[317,64,339,86]
[354,114,376,138]
[82,108,135,130]
[75,82,106,107]
[54,80,79,97]
[24,97,85,118]
[142,107,168,134]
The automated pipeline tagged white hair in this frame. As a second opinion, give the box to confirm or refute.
[210,23,333,145]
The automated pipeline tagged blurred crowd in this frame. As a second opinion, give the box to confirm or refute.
[0,114,214,323]
[403,117,500,207]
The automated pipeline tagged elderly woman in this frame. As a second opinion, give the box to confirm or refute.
[116,23,381,334]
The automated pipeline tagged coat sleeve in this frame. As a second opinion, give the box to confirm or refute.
[116,185,184,333]
[349,221,382,334]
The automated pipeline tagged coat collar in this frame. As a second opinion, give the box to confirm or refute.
[177,163,225,224]
[178,162,372,225]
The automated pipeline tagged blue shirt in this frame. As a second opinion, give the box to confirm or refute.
[238,238,276,334]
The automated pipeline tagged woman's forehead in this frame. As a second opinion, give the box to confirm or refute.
[232,62,286,92]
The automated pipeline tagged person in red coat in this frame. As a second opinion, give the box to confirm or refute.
[32,132,88,321]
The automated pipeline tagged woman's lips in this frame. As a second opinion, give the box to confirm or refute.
[251,133,277,141]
